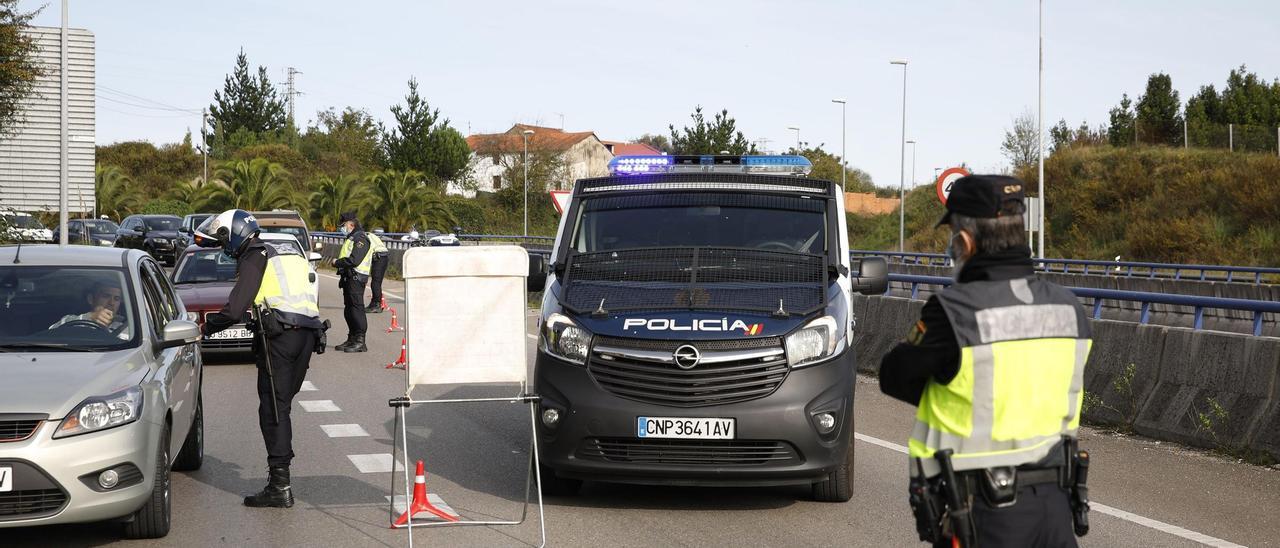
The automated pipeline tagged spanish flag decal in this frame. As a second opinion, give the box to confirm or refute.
[743,323,764,336]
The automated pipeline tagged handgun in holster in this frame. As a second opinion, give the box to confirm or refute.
[909,459,945,544]
[910,451,977,548]
[315,319,331,354]
[1062,436,1091,536]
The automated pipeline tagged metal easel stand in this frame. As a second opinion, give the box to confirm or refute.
[387,382,546,548]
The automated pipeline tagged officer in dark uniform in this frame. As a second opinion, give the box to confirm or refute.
[334,211,371,352]
[365,230,389,313]
[195,209,326,508]
[880,175,1092,548]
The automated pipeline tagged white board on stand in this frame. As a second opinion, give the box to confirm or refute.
[402,245,529,387]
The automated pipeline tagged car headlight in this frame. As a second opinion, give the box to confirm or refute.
[540,312,591,365]
[97,238,112,246]
[54,386,144,438]
[785,315,846,368]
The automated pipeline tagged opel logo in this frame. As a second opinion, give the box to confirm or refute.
[673,345,701,370]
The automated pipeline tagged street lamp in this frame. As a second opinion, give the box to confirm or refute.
[891,58,908,252]
[787,126,801,152]
[1036,0,1046,259]
[831,99,847,191]
[906,140,917,188]
[933,167,942,183]
[522,129,534,236]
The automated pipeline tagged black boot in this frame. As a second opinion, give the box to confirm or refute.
[364,303,382,313]
[244,466,294,508]
[341,334,367,353]
[334,336,355,352]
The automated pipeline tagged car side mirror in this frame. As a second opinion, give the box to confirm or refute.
[313,242,323,250]
[133,225,146,233]
[157,319,201,350]
[527,251,548,293]
[308,252,322,262]
[851,257,889,295]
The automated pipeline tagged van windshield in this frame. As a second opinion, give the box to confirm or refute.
[570,193,826,254]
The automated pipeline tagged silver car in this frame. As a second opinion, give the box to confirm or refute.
[0,245,203,538]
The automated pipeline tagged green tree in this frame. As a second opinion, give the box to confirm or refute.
[96,166,142,220]
[1108,93,1136,146]
[308,173,368,231]
[363,169,456,232]
[382,78,470,189]
[166,177,211,206]
[208,50,287,156]
[633,133,673,154]
[1135,73,1183,146]
[1001,108,1038,173]
[785,145,875,193]
[0,1,44,140]
[668,106,756,155]
[300,107,386,176]
[202,158,294,211]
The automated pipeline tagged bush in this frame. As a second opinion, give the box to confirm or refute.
[141,199,194,217]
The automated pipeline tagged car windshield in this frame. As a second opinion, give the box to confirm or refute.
[260,225,308,243]
[83,220,119,234]
[570,192,827,254]
[185,214,211,230]
[2,214,45,229]
[0,267,138,350]
[144,217,180,231]
[173,249,238,283]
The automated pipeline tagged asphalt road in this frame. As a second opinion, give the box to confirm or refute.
[7,274,1278,547]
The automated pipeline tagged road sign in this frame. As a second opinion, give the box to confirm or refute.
[935,167,971,205]
[550,190,570,214]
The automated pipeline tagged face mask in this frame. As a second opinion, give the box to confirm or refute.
[339,225,350,236]
[948,232,967,280]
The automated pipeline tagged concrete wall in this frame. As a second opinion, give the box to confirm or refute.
[853,294,1280,461]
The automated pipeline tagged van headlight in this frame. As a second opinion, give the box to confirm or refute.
[54,386,144,438]
[785,315,846,368]
[541,313,591,365]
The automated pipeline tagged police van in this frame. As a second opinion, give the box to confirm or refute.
[530,155,888,501]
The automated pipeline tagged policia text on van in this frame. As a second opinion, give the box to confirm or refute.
[530,155,888,502]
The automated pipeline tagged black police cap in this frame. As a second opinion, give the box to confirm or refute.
[339,211,358,224]
[936,175,1027,227]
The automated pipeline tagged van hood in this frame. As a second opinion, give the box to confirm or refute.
[0,350,150,419]
[572,310,808,340]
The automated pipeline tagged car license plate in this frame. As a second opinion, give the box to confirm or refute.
[0,467,11,492]
[207,327,252,340]
[637,417,734,439]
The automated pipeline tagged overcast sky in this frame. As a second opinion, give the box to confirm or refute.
[21,0,1280,188]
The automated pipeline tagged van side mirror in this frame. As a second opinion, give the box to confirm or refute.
[527,251,548,293]
[851,257,889,295]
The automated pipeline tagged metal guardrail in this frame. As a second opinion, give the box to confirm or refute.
[852,250,1280,284]
[887,273,1280,337]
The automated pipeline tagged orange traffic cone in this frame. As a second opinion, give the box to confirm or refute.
[386,307,404,333]
[392,460,458,527]
[380,295,388,311]
[386,338,407,369]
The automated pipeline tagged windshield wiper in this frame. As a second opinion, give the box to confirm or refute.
[0,342,101,352]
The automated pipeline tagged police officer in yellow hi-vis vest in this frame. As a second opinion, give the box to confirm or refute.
[880,175,1092,548]
[334,211,372,352]
[365,230,389,313]
[195,209,326,508]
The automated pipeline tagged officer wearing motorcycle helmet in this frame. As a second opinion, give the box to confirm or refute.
[194,209,327,508]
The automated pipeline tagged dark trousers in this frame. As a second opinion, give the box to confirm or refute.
[958,483,1078,548]
[256,328,315,468]
[342,274,368,337]
[368,253,389,307]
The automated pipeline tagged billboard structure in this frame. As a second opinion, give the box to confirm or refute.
[0,26,95,215]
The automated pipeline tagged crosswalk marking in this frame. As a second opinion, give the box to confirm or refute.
[348,453,403,474]
[299,380,318,392]
[298,400,341,412]
[320,424,369,438]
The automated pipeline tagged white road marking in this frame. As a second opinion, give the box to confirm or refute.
[853,431,1246,548]
[299,380,318,392]
[386,494,460,520]
[527,334,538,340]
[298,400,341,412]
[320,424,369,438]
[348,453,403,474]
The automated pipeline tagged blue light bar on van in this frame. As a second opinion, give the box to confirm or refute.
[607,155,813,176]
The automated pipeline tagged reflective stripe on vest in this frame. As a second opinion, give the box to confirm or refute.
[254,241,320,322]
[368,233,387,254]
[338,234,373,276]
[908,276,1092,477]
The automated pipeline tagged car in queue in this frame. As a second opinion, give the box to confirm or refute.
[0,245,203,539]
[0,210,54,243]
[54,218,121,247]
[250,210,318,255]
[115,215,183,266]
[170,233,321,356]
